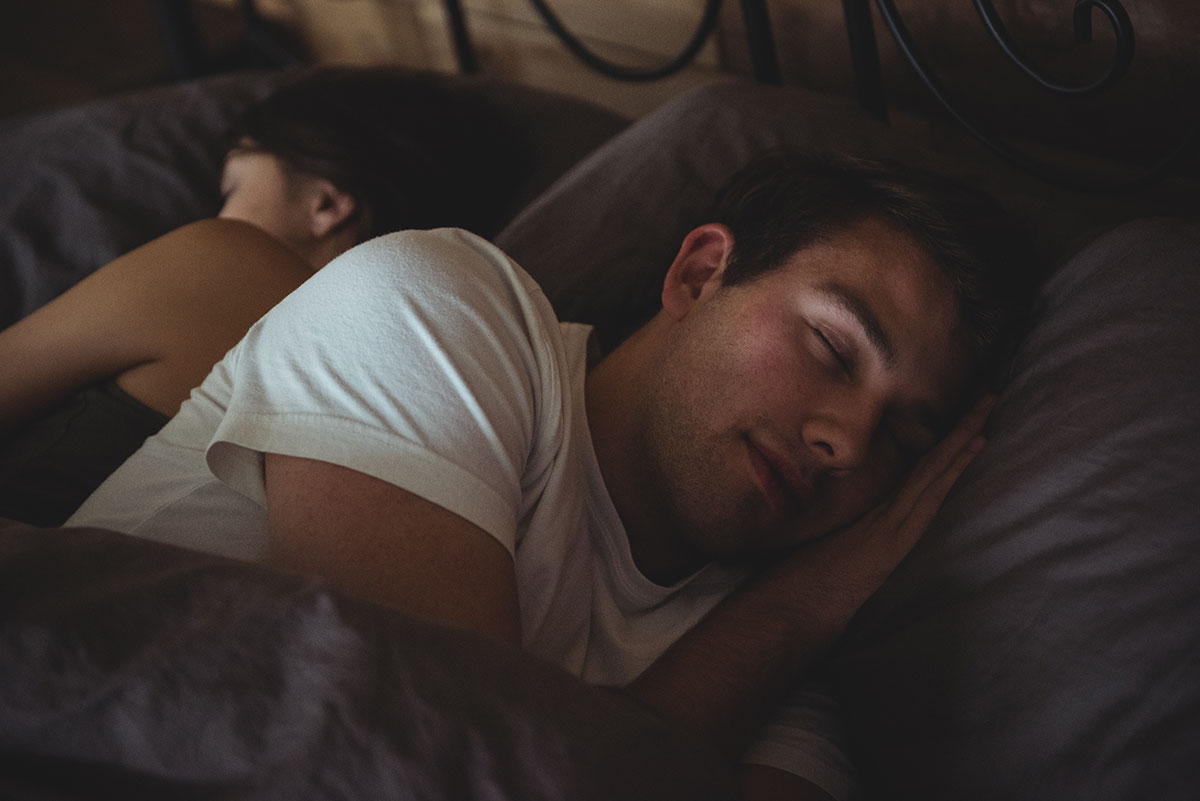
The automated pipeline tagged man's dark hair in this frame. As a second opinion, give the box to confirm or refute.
[712,149,1039,390]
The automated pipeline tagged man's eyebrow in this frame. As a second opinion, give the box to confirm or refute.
[817,282,897,369]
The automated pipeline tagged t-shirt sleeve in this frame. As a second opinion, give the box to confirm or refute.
[742,682,860,801]
[204,228,562,555]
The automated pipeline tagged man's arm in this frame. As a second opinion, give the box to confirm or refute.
[265,455,836,799]
[264,453,521,644]
[263,394,987,799]
[629,396,994,798]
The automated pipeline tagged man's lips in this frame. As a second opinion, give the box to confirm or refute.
[745,437,814,515]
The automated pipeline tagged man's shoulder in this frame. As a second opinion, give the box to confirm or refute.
[308,227,547,326]
[343,227,529,286]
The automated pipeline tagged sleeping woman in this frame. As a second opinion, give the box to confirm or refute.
[0,66,524,525]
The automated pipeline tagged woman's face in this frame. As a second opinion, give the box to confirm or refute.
[217,147,313,250]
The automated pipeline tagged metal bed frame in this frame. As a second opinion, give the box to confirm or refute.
[153,0,1194,191]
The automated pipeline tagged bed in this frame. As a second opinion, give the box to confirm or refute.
[2,4,1199,799]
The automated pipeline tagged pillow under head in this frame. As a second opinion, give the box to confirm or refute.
[830,218,1200,801]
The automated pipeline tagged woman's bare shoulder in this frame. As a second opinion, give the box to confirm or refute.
[109,219,318,415]
[132,218,315,298]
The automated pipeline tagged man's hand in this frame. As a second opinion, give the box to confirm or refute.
[628,395,995,763]
[264,454,521,644]
[789,392,996,632]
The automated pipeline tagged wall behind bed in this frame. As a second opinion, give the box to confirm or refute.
[0,0,261,118]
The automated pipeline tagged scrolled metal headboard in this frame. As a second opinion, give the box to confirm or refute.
[155,0,1195,192]
[523,0,724,83]
[513,0,1195,191]
[972,0,1134,95]
[845,0,1196,191]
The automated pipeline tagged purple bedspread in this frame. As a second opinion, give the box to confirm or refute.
[0,520,733,800]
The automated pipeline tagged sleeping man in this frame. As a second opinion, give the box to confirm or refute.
[69,151,1031,801]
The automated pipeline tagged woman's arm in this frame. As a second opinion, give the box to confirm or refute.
[0,218,313,437]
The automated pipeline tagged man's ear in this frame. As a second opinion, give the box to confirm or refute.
[661,223,735,320]
[307,179,359,240]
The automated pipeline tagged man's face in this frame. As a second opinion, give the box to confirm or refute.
[639,217,971,561]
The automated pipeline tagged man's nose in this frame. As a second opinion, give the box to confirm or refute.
[801,405,879,472]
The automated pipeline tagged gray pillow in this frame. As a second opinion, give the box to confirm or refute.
[498,81,1199,349]
[497,82,1200,800]
[832,218,1200,801]
[0,71,284,326]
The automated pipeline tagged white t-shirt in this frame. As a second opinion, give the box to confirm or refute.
[70,228,855,799]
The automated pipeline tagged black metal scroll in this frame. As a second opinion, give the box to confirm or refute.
[236,0,302,69]
[153,0,208,78]
[850,0,1197,191]
[739,0,783,84]
[151,0,768,87]
[154,0,472,76]
[842,0,888,121]
[523,0,724,83]
[973,0,1133,95]
[524,0,788,85]
[443,0,479,73]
